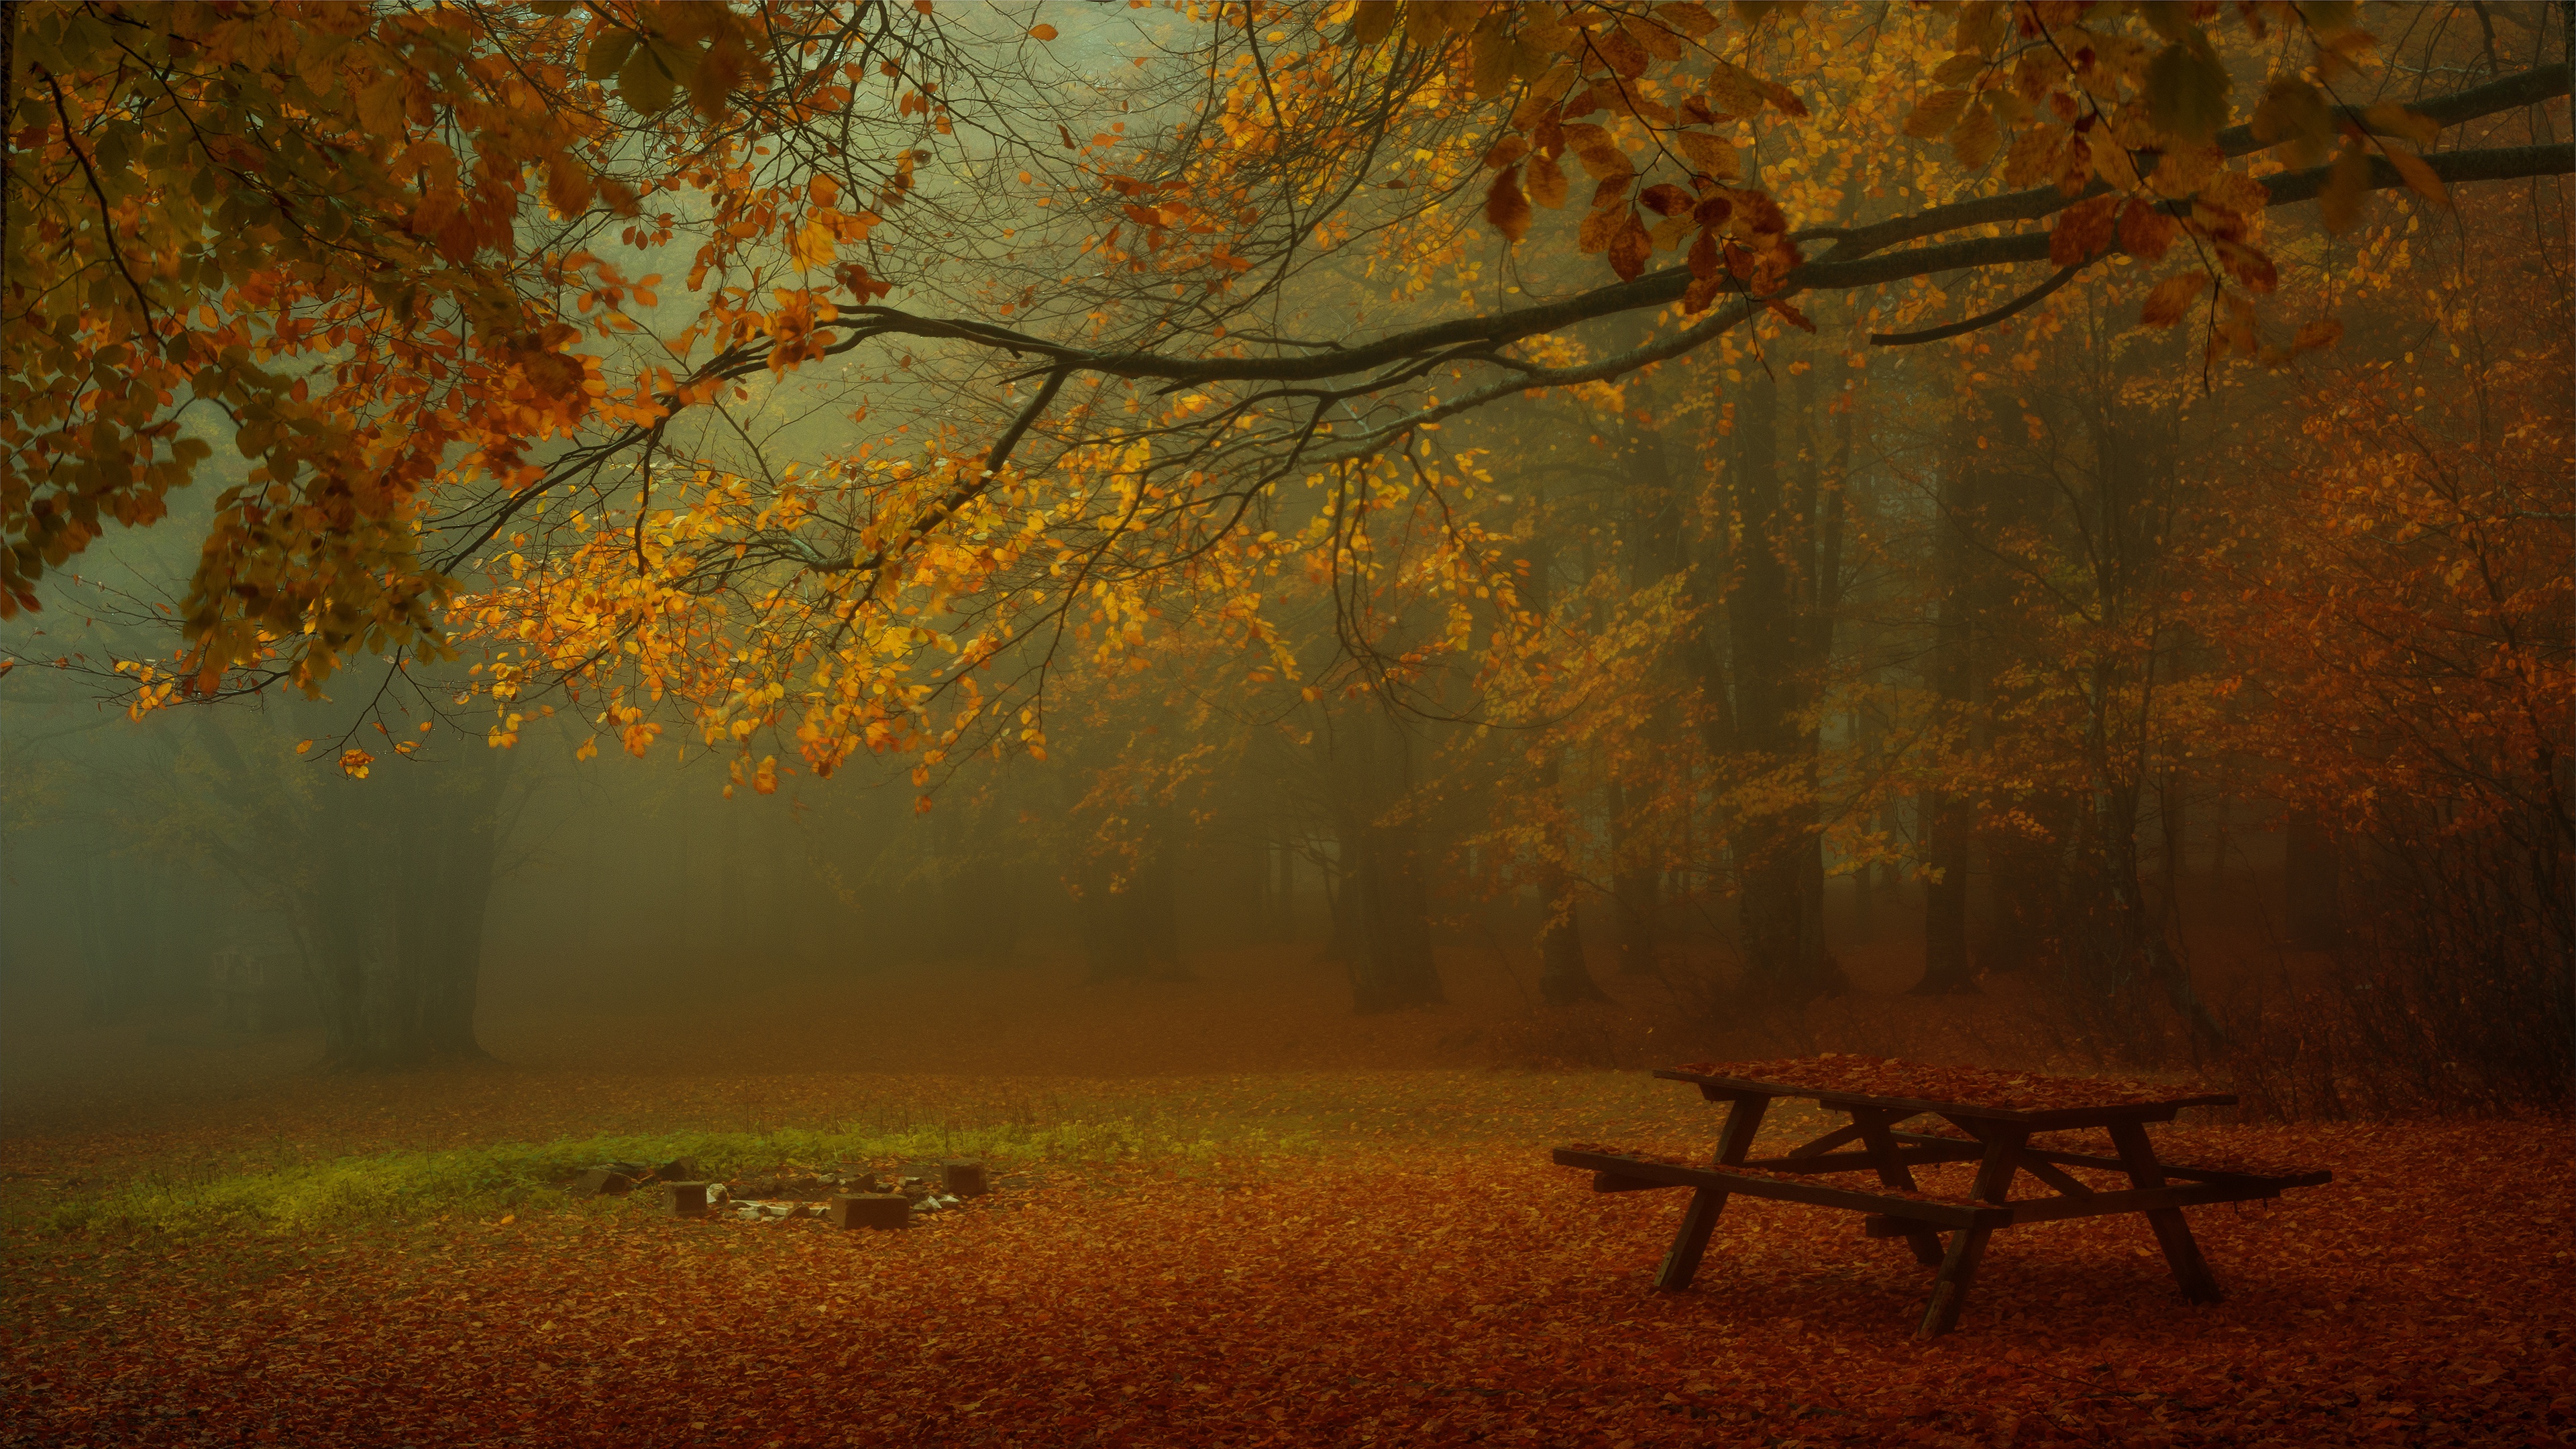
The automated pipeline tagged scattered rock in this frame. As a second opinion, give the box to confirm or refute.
[940,1161,989,1197]
[662,1182,711,1218]
[571,1169,635,1197]
[828,1194,910,1230]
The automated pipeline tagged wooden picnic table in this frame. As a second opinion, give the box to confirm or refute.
[1552,1055,2330,1337]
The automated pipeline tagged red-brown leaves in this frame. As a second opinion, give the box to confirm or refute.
[1605,211,1652,281]
[2118,199,2180,264]
[2049,194,2120,267]
[4,1110,2569,1449]
[1482,164,1531,244]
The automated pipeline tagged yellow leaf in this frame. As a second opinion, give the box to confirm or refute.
[295,739,314,755]
[1707,59,1765,118]
[1904,88,1972,140]
[2362,104,2443,148]
[1951,101,2001,170]
[2139,272,2206,328]
[2381,144,2450,209]
[2319,143,2373,233]
[1673,129,1740,180]
[790,217,837,269]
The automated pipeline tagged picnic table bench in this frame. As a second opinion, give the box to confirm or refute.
[1552,1055,2330,1337]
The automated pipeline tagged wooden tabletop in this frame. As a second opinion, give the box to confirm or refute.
[1658,1054,2235,1127]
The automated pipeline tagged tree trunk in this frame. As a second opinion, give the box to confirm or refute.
[1916,423,1981,996]
[1271,837,1298,941]
[1332,706,1444,1012]
[1728,365,1838,1006]
[2285,810,2343,950]
[1536,750,1606,1004]
[1605,772,1662,977]
[303,747,513,1071]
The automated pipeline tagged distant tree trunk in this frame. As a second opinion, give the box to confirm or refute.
[303,749,513,1071]
[1126,802,1187,979]
[2285,810,2343,949]
[1521,509,1608,1005]
[1980,796,2071,977]
[1729,365,1839,1006]
[1851,804,1876,943]
[74,849,139,1024]
[1916,427,1981,997]
[1331,706,1444,1012]
[1271,837,1298,941]
[1536,750,1606,1005]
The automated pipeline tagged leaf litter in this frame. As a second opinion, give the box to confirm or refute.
[1,1071,2568,1447]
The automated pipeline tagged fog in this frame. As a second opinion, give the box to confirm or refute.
[1,3,2569,1440]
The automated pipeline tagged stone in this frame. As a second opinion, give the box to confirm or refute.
[657,1157,701,1183]
[940,1161,989,1197]
[828,1193,910,1231]
[572,1169,635,1197]
[661,1182,710,1218]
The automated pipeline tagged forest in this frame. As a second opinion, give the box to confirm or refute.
[1,2,2569,1445]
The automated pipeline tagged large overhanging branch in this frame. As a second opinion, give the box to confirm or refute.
[445,67,2569,581]
[807,64,2569,392]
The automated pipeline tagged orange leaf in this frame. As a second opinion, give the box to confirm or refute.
[2215,239,2277,293]
[1483,164,1532,244]
[2381,143,2450,209]
[2139,272,2207,327]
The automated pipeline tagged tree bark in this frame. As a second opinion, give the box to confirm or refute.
[2285,810,2343,950]
[1916,417,1981,997]
[1728,364,1838,1006]
[1332,704,1444,1012]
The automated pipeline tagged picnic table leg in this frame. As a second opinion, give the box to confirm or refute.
[1654,1092,1769,1291]
[1850,1109,1947,1267]
[2108,1121,2223,1304]
[1916,1129,2025,1338]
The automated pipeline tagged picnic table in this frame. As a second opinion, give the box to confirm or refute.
[1552,1055,2330,1337]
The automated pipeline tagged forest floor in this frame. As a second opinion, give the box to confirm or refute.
[1,946,2570,1446]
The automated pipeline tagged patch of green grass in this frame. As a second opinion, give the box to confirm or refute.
[35,1114,1324,1240]
[22,1068,1735,1243]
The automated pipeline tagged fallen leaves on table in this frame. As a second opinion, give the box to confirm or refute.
[1672,1054,2224,1114]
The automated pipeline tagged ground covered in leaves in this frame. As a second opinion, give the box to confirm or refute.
[3,1055,2569,1448]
